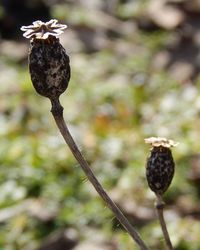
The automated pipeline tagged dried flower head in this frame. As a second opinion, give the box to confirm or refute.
[21,19,67,39]
[145,137,178,196]
[21,19,70,100]
[145,137,178,148]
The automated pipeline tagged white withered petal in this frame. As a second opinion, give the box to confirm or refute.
[20,19,67,39]
[145,137,179,148]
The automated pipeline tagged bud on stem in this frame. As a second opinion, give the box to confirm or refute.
[145,137,178,196]
[21,19,70,100]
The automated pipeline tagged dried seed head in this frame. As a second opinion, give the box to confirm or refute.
[21,19,70,100]
[145,137,178,196]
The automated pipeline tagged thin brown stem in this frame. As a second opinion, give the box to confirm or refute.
[50,98,148,250]
[155,195,173,250]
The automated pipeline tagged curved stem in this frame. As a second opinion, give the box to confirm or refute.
[50,98,148,250]
[155,195,173,250]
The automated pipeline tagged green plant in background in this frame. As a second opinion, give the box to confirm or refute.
[19,17,194,250]
[0,2,198,248]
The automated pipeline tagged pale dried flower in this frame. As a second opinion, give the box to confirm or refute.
[20,19,67,39]
[145,137,179,148]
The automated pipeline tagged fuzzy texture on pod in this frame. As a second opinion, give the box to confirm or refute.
[21,20,70,99]
[145,137,177,196]
[146,146,175,195]
[29,36,70,99]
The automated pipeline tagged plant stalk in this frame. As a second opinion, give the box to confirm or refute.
[50,98,148,250]
[155,195,173,250]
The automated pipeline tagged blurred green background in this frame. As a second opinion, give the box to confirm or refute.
[0,0,200,249]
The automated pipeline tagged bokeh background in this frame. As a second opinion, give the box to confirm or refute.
[0,0,200,249]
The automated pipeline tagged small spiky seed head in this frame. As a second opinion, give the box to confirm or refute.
[21,19,70,100]
[145,137,178,196]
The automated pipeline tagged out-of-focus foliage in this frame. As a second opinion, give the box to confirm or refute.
[0,0,200,250]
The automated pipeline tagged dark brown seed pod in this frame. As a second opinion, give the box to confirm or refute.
[21,20,70,100]
[145,137,178,196]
